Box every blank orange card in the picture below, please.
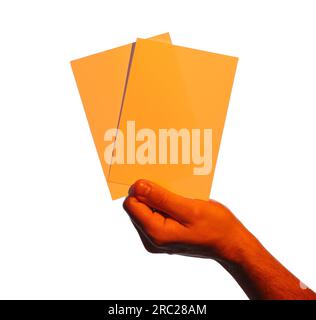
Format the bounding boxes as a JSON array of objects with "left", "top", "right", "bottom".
[
  {"left": 108, "top": 39, "right": 238, "bottom": 200},
  {"left": 71, "top": 33, "right": 171, "bottom": 199}
]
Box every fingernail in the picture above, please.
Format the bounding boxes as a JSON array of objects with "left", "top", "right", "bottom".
[{"left": 135, "top": 180, "right": 151, "bottom": 197}]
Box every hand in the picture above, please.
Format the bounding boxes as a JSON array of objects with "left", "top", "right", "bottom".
[
  {"left": 123, "top": 179, "right": 316, "bottom": 300},
  {"left": 123, "top": 179, "right": 248, "bottom": 262}
]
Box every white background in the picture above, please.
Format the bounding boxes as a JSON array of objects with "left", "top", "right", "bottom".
[{"left": 0, "top": 0, "right": 315, "bottom": 299}]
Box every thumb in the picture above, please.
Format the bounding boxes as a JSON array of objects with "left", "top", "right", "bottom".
[{"left": 129, "top": 179, "right": 196, "bottom": 224}]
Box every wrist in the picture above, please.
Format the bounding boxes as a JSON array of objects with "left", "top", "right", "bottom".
[{"left": 216, "top": 220, "right": 262, "bottom": 266}]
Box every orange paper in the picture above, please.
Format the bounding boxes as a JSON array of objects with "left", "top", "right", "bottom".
[
  {"left": 108, "top": 39, "right": 238, "bottom": 199},
  {"left": 71, "top": 33, "right": 171, "bottom": 199}
]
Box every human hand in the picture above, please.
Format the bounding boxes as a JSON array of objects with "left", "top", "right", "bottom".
[{"left": 123, "top": 179, "right": 249, "bottom": 262}]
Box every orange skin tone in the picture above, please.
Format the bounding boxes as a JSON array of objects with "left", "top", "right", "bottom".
[{"left": 123, "top": 179, "right": 316, "bottom": 300}]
